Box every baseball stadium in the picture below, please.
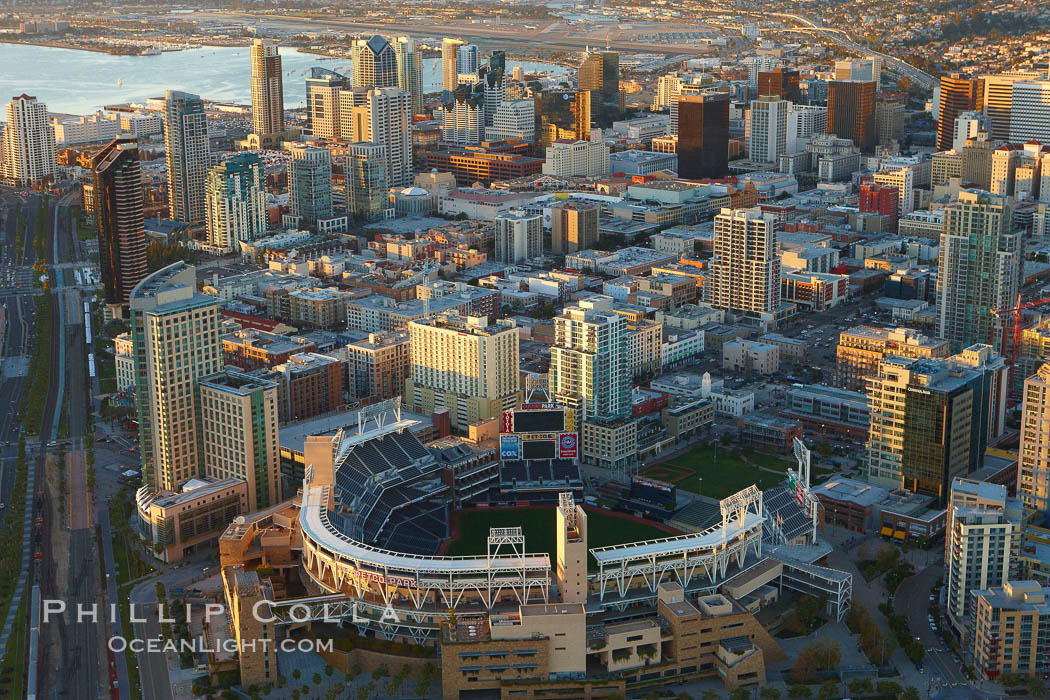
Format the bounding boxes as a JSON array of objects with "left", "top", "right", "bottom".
[{"left": 218, "top": 400, "right": 853, "bottom": 699}]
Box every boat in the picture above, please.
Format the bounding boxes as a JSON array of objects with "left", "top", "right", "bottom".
[
  {"left": 116, "top": 78, "right": 123, "bottom": 87},
  {"left": 140, "top": 47, "right": 161, "bottom": 56}
]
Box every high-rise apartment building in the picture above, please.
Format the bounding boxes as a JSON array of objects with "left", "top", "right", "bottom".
[
  {"left": 937, "top": 191, "right": 1021, "bottom": 351},
  {"left": 286, "top": 143, "right": 333, "bottom": 230},
  {"left": 440, "top": 82, "right": 485, "bottom": 146},
  {"left": 480, "top": 52, "right": 507, "bottom": 128},
  {"left": 1019, "top": 363, "right": 1050, "bottom": 512},
  {"left": 163, "top": 90, "right": 209, "bottom": 223},
  {"left": 551, "top": 202, "right": 599, "bottom": 255},
  {"left": 198, "top": 371, "right": 280, "bottom": 513},
  {"left": 756, "top": 68, "right": 800, "bottom": 103},
  {"left": 456, "top": 44, "right": 479, "bottom": 78},
  {"left": 874, "top": 97, "right": 906, "bottom": 145},
  {"left": 533, "top": 90, "right": 591, "bottom": 146},
  {"left": 945, "top": 478, "right": 1023, "bottom": 634},
  {"left": 865, "top": 357, "right": 975, "bottom": 498},
  {"left": 393, "top": 36, "right": 424, "bottom": 116},
  {"left": 91, "top": 138, "right": 147, "bottom": 305},
  {"left": 349, "top": 87, "right": 412, "bottom": 188},
  {"left": 351, "top": 35, "right": 398, "bottom": 89},
  {"left": 836, "top": 326, "right": 951, "bottom": 391},
  {"left": 405, "top": 314, "right": 521, "bottom": 431},
  {"left": 579, "top": 51, "right": 620, "bottom": 102},
  {"left": 551, "top": 298, "right": 630, "bottom": 422},
  {"left": 130, "top": 263, "right": 222, "bottom": 493},
  {"left": 441, "top": 38, "right": 466, "bottom": 91},
  {"left": 827, "top": 80, "right": 876, "bottom": 151},
  {"left": 346, "top": 142, "right": 389, "bottom": 220},
  {"left": 962, "top": 132, "right": 1001, "bottom": 191},
  {"left": 748, "top": 96, "right": 795, "bottom": 164},
  {"left": 346, "top": 331, "right": 411, "bottom": 403},
  {"left": 304, "top": 67, "right": 350, "bottom": 139},
  {"left": 2, "top": 94, "right": 56, "bottom": 186},
  {"left": 249, "top": 39, "right": 285, "bottom": 140},
  {"left": 677, "top": 92, "right": 729, "bottom": 179},
  {"left": 937, "top": 74, "right": 982, "bottom": 151},
  {"left": 705, "top": 208, "right": 780, "bottom": 320},
  {"left": 541, "top": 140, "right": 610, "bottom": 177},
  {"left": 205, "top": 153, "right": 267, "bottom": 251},
  {"left": 872, "top": 160, "right": 919, "bottom": 217},
  {"left": 494, "top": 210, "right": 543, "bottom": 264}
]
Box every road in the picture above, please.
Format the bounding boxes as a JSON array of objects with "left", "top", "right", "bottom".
[{"left": 894, "top": 562, "right": 970, "bottom": 694}]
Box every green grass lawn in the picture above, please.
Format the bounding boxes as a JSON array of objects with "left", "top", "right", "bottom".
[
  {"left": 0, "top": 595, "right": 27, "bottom": 699},
  {"left": 656, "top": 444, "right": 798, "bottom": 499},
  {"left": 447, "top": 507, "right": 671, "bottom": 567}
]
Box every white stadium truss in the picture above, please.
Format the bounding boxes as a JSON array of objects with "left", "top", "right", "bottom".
[{"left": 589, "top": 486, "right": 765, "bottom": 599}]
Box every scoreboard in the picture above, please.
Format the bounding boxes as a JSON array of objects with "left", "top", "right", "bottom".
[{"left": 500, "top": 405, "right": 578, "bottom": 461}]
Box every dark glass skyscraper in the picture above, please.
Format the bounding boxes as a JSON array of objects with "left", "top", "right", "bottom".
[
  {"left": 91, "top": 138, "right": 147, "bottom": 305},
  {"left": 676, "top": 93, "right": 729, "bottom": 179},
  {"left": 757, "top": 68, "right": 801, "bottom": 103},
  {"left": 827, "top": 80, "right": 876, "bottom": 151}
]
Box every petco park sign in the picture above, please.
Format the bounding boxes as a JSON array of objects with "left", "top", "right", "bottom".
[{"left": 349, "top": 567, "right": 417, "bottom": 589}]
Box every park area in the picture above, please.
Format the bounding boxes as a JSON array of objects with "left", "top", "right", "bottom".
[
  {"left": 445, "top": 506, "right": 676, "bottom": 566},
  {"left": 642, "top": 444, "right": 830, "bottom": 500}
]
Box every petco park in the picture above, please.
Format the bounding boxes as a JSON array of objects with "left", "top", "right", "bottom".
[{"left": 218, "top": 401, "right": 852, "bottom": 699}]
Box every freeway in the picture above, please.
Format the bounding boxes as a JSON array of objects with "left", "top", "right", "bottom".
[{"left": 768, "top": 12, "right": 936, "bottom": 89}]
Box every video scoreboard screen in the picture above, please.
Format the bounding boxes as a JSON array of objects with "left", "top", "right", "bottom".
[
  {"left": 512, "top": 410, "right": 564, "bottom": 433},
  {"left": 522, "top": 440, "right": 556, "bottom": 460}
]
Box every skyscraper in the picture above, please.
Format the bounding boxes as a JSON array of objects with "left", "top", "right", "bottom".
[
  {"left": 130, "top": 263, "right": 222, "bottom": 493},
  {"left": 748, "top": 96, "right": 795, "bottom": 164},
  {"left": 980, "top": 71, "right": 1043, "bottom": 139},
  {"left": 163, "top": 90, "right": 209, "bottom": 223},
  {"left": 249, "top": 39, "right": 285, "bottom": 139},
  {"left": 494, "top": 210, "right": 542, "bottom": 264},
  {"left": 441, "top": 38, "right": 466, "bottom": 91},
  {"left": 865, "top": 356, "right": 976, "bottom": 497},
  {"left": 551, "top": 297, "right": 629, "bottom": 422},
  {"left": 204, "top": 153, "right": 267, "bottom": 251},
  {"left": 351, "top": 35, "right": 398, "bottom": 89},
  {"left": 480, "top": 51, "right": 507, "bottom": 127},
  {"left": 756, "top": 68, "right": 801, "bottom": 103},
  {"left": 304, "top": 67, "right": 350, "bottom": 139},
  {"left": 198, "top": 371, "right": 281, "bottom": 512},
  {"left": 937, "top": 74, "right": 983, "bottom": 151},
  {"left": 827, "top": 80, "right": 876, "bottom": 151},
  {"left": 705, "top": 207, "right": 780, "bottom": 319},
  {"left": 456, "top": 44, "right": 479, "bottom": 78},
  {"left": 834, "top": 58, "right": 881, "bottom": 89},
  {"left": 91, "top": 138, "right": 146, "bottom": 305},
  {"left": 2, "top": 94, "right": 56, "bottom": 186},
  {"left": 579, "top": 51, "right": 620, "bottom": 102},
  {"left": 439, "top": 82, "right": 485, "bottom": 146},
  {"left": 953, "top": 110, "right": 989, "bottom": 151},
  {"left": 1009, "top": 81, "right": 1050, "bottom": 144},
  {"left": 1019, "top": 363, "right": 1050, "bottom": 512},
  {"left": 676, "top": 93, "right": 729, "bottom": 179},
  {"left": 405, "top": 314, "right": 521, "bottom": 431},
  {"left": 286, "top": 143, "right": 333, "bottom": 230},
  {"left": 393, "top": 36, "right": 424, "bottom": 116},
  {"left": 937, "top": 191, "right": 1021, "bottom": 351},
  {"left": 349, "top": 87, "right": 412, "bottom": 188},
  {"left": 346, "top": 142, "right": 388, "bottom": 220}
]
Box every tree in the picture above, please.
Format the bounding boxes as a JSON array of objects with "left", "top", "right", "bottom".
[
  {"left": 324, "top": 664, "right": 334, "bottom": 677},
  {"left": 701, "top": 692, "right": 720, "bottom": 700},
  {"left": 848, "top": 677, "right": 873, "bottom": 695},
  {"left": 760, "top": 688, "right": 782, "bottom": 700},
  {"left": 292, "top": 668, "right": 302, "bottom": 681},
  {"left": 788, "top": 685, "right": 812, "bottom": 699},
  {"left": 905, "top": 641, "right": 924, "bottom": 663},
  {"left": 729, "top": 689, "right": 750, "bottom": 700},
  {"left": 817, "top": 680, "right": 839, "bottom": 700},
  {"left": 898, "top": 687, "right": 920, "bottom": 700},
  {"left": 312, "top": 672, "right": 322, "bottom": 686},
  {"left": 291, "top": 691, "right": 300, "bottom": 700},
  {"left": 1026, "top": 676, "right": 1048, "bottom": 697},
  {"left": 876, "top": 681, "right": 902, "bottom": 698}
]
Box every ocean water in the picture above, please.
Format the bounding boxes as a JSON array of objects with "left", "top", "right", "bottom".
[{"left": 0, "top": 43, "right": 568, "bottom": 114}]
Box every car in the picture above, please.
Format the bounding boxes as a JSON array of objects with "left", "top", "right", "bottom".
[{"left": 952, "top": 655, "right": 960, "bottom": 663}]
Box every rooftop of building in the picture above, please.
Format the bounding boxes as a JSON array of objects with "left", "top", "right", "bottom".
[
  {"left": 198, "top": 370, "right": 277, "bottom": 394},
  {"left": 277, "top": 408, "right": 432, "bottom": 454},
  {"left": 812, "top": 476, "right": 890, "bottom": 508}
]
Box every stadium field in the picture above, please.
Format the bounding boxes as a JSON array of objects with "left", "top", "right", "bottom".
[{"left": 445, "top": 506, "right": 675, "bottom": 567}]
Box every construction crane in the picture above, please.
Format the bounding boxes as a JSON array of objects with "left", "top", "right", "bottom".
[{"left": 991, "top": 293, "right": 1050, "bottom": 366}]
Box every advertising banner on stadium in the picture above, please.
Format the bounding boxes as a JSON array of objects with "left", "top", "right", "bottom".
[
  {"left": 558, "top": 432, "right": 578, "bottom": 459},
  {"left": 500, "top": 434, "right": 521, "bottom": 459},
  {"left": 502, "top": 411, "right": 514, "bottom": 433}
]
